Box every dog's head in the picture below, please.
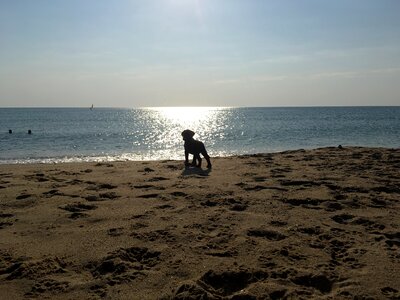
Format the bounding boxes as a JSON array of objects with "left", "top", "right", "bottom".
[{"left": 181, "top": 129, "right": 195, "bottom": 141}]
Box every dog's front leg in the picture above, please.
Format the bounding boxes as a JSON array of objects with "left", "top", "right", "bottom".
[{"left": 184, "top": 150, "right": 190, "bottom": 167}]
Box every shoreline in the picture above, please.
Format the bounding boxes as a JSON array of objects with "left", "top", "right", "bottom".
[
  {"left": 1, "top": 146, "right": 399, "bottom": 299},
  {"left": 1, "top": 145, "right": 398, "bottom": 166}
]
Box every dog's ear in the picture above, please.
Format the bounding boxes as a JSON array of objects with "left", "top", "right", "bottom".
[{"left": 182, "top": 129, "right": 195, "bottom": 139}]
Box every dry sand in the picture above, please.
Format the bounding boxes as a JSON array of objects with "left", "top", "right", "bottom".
[{"left": 0, "top": 147, "right": 399, "bottom": 299}]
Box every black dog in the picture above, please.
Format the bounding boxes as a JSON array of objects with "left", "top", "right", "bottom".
[{"left": 181, "top": 129, "right": 212, "bottom": 169}]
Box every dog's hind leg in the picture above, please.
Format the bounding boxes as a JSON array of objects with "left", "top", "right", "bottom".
[
  {"left": 194, "top": 154, "right": 202, "bottom": 168},
  {"left": 191, "top": 155, "right": 197, "bottom": 166},
  {"left": 201, "top": 150, "right": 212, "bottom": 169}
]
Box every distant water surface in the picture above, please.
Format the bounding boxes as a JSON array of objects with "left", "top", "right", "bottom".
[{"left": 0, "top": 107, "right": 399, "bottom": 164}]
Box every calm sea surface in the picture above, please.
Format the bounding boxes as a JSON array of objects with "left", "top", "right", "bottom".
[{"left": 0, "top": 107, "right": 399, "bottom": 164}]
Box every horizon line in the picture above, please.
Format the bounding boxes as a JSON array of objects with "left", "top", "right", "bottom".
[{"left": 1, "top": 105, "right": 399, "bottom": 109}]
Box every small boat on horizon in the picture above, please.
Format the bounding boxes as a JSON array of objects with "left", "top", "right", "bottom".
[{"left": 90, "top": 104, "right": 94, "bottom": 110}]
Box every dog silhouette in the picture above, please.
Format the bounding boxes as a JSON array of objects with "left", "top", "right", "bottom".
[{"left": 181, "top": 130, "right": 212, "bottom": 169}]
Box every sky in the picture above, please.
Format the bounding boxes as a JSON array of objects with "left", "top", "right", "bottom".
[{"left": 0, "top": 0, "right": 400, "bottom": 107}]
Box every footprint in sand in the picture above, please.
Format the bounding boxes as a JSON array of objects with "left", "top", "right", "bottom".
[
  {"left": 291, "top": 273, "right": 334, "bottom": 294},
  {"left": 297, "top": 226, "right": 322, "bottom": 236},
  {"left": 67, "top": 179, "right": 84, "bottom": 185},
  {"left": 5, "top": 257, "right": 70, "bottom": 280},
  {"left": 247, "top": 228, "right": 286, "bottom": 241},
  {"left": 42, "top": 189, "right": 65, "bottom": 198},
  {"left": 201, "top": 196, "right": 248, "bottom": 211},
  {"left": 148, "top": 176, "right": 168, "bottom": 182},
  {"left": 352, "top": 217, "right": 385, "bottom": 231},
  {"left": 325, "top": 238, "right": 364, "bottom": 269},
  {"left": 369, "top": 198, "right": 387, "bottom": 208},
  {"left": 323, "top": 201, "right": 344, "bottom": 211},
  {"left": 273, "top": 246, "right": 306, "bottom": 261},
  {"left": 0, "top": 221, "right": 13, "bottom": 229},
  {"left": 243, "top": 185, "right": 269, "bottom": 191},
  {"left": 107, "top": 227, "right": 124, "bottom": 236},
  {"left": 167, "top": 165, "right": 180, "bottom": 170},
  {"left": 26, "top": 279, "right": 69, "bottom": 297},
  {"left": 87, "top": 247, "right": 161, "bottom": 292},
  {"left": 381, "top": 287, "right": 400, "bottom": 298},
  {"left": 60, "top": 203, "right": 97, "bottom": 212},
  {"left": 24, "top": 173, "right": 49, "bottom": 182},
  {"left": 87, "top": 183, "right": 117, "bottom": 191},
  {"left": 59, "top": 203, "right": 97, "bottom": 219},
  {"left": 89, "top": 283, "right": 107, "bottom": 298},
  {"left": 252, "top": 176, "right": 268, "bottom": 182},
  {"left": 194, "top": 268, "right": 268, "bottom": 298},
  {"left": 99, "top": 192, "right": 119, "bottom": 199},
  {"left": 95, "top": 163, "right": 114, "bottom": 167},
  {"left": 130, "top": 222, "right": 149, "bottom": 230},
  {"left": 0, "top": 213, "right": 14, "bottom": 218},
  {"left": 137, "top": 193, "right": 160, "bottom": 199},
  {"left": 383, "top": 232, "right": 400, "bottom": 248},
  {"left": 270, "top": 220, "right": 288, "bottom": 227},
  {"left": 372, "top": 185, "right": 400, "bottom": 194},
  {"left": 170, "top": 191, "right": 187, "bottom": 197},
  {"left": 284, "top": 198, "right": 325, "bottom": 207},
  {"left": 279, "top": 179, "right": 320, "bottom": 187},
  {"left": 132, "top": 184, "right": 166, "bottom": 191},
  {"left": 35, "top": 173, "right": 49, "bottom": 182},
  {"left": 85, "top": 192, "right": 119, "bottom": 201},
  {"left": 155, "top": 204, "right": 175, "bottom": 210},
  {"left": 133, "top": 184, "right": 154, "bottom": 189},
  {"left": 0, "top": 173, "right": 13, "bottom": 177},
  {"left": 0, "top": 213, "right": 15, "bottom": 229},
  {"left": 230, "top": 203, "right": 248, "bottom": 211},
  {"left": 85, "top": 195, "right": 99, "bottom": 201},
  {"left": 16, "top": 194, "right": 32, "bottom": 200},
  {"left": 331, "top": 214, "right": 354, "bottom": 224}
]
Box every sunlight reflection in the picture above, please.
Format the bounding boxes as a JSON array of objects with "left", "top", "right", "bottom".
[
  {"left": 141, "top": 107, "right": 231, "bottom": 159},
  {"left": 148, "top": 107, "right": 224, "bottom": 127}
]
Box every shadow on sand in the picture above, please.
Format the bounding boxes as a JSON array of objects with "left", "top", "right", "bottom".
[{"left": 181, "top": 167, "right": 212, "bottom": 177}]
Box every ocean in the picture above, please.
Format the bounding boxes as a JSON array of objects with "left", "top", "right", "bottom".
[{"left": 0, "top": 107, "right": 399, "bottom": 164}]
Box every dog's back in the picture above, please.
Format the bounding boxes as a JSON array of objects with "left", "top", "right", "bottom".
[{"left": 184, "top": 139, "right": 205, "bottom": 154}]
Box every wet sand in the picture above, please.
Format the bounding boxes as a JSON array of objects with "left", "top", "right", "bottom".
[{"left": 0, "top": 147, "right": 399, "bottom": 299}]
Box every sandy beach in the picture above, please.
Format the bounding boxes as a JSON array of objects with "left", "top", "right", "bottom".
[{"left": 0, "top": 147, "right": 399, "bottom": 299}]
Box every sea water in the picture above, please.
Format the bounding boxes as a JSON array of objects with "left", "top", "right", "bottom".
[{"left": 0, "top": 107, "right": 399, "bottom": 164}]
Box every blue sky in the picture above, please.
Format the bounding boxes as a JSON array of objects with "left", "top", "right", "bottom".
[{"left": 1, "top": 0, "right": 399, "bottom": 107}]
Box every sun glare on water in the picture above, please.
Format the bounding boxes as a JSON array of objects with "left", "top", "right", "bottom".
[
  {"left": 143, "top": 107, "right": 230, "bottom": 156},
  {"left": 153, "top": 107, "right": 217, "bottom": 125}
]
